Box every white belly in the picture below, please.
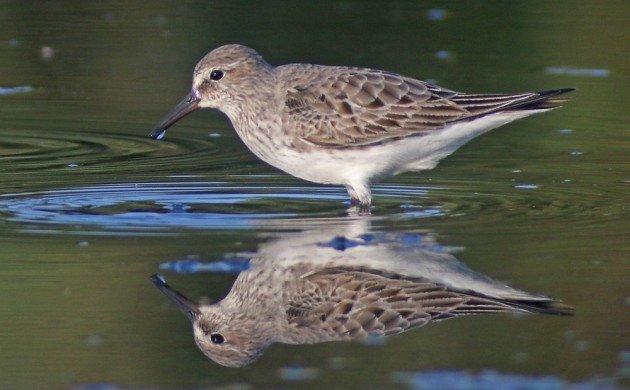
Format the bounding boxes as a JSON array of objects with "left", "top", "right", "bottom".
[{"left": 244, "top": 110, "right": 545, "bottom": 186}]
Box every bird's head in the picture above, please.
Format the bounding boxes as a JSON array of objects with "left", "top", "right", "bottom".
[
  {"left": 151, "top": 274, "right": 272, "bottom": 367},
  {"left": 149, "top": 44, "right": 272, "bottom": 140},
  {"left": 192, "top": 306, "right": 270, "bottom": 367}
]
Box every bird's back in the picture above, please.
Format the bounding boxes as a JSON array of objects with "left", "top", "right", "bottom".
[{"left": 276, "top": 64, "right": 573, "bottom": 149}]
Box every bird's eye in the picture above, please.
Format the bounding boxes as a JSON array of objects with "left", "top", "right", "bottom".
[
  {"left": 210, "top": 70, "right": 224, "bottom": 81},
  {"left": 210, "top": 333, "right": 225, "bottom": 344}
]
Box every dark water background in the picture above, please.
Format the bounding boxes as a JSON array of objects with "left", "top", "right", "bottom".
[{"left": 0, "top": 1, "right": 628, "bottom": 388}]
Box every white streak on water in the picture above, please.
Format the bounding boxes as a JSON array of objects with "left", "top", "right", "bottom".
[
  {"left": 0, "top": 86, "right": 33, "bottom": 95},
  {"left": 515, "top": 184, "right": 539, "bottom": 190},
  {"left": 545, "top": 67, "right": 610, "bottom": 77}
]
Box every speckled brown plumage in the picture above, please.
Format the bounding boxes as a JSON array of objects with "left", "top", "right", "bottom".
[{"left": 280, "top": 67, "right": 567, "bottom": 148}]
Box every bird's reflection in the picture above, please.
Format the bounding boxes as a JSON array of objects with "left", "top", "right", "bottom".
[{"left": 152, "top": 220, "right": 573, "bottom": 367}]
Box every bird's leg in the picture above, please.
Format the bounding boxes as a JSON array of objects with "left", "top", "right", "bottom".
[
  {"left": 346, "top": 185, "right": 360, "bottom": 206},
  {"left": 358, "top": 202, "right": 372, "bottom": 214},
  {"left": 346, "top": 184, "right": 372, "bottom": 209}
]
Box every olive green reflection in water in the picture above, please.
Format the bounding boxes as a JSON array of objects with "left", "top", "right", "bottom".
[{"left": 154, "top": 220, "right": 573, "bottom": 367}]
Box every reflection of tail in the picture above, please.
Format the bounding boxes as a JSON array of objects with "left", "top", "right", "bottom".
[
  {"left": 501, "top": 297, "right": 575, "bottom": 316},
  {"left": 446, "top": 292, "right": 575, "bottom": 319}
]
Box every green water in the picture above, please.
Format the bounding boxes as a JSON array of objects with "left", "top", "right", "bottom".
[{"left": 0, "top": 1, "right": 628, "bottom": 388}]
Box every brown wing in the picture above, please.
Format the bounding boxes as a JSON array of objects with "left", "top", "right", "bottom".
[
  {"left": 285, "top": 268, "right": 546, "bottom": 342},
  {"left": 283, "top": 68, "right": 468, "bottom": 147},
  {"left": 282, "top": 66, "right": 570, "bottom": 148}
]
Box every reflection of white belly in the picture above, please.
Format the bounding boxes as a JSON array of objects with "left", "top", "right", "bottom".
[{"left": 244, "top": 110, "right": 544, "bottom": 186}]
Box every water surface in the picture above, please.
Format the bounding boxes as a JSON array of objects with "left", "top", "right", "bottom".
[{"left": 0, "top": 1, "right": 628, "bottom": 388}]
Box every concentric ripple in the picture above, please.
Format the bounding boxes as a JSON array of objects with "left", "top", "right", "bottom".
[
  {"left": 0, "top": 128, "right": 235, "bottom": 172},
  {"left": 0, "top": 182, "right": 438, "bottom": 234},
  {"left": 0, "top": 176, "right": 620, "bottom": 236}
]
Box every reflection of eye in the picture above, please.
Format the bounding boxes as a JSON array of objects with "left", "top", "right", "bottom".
[
  {"left": 210, "top": 333, "right": 225, "bottom": 344},
  {"left": 210, "top": 70, "right": 224, "bottom": 81}
]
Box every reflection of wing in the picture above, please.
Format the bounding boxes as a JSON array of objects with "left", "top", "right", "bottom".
[
  {"left": 286, "top": 268, "right": 572, "bottom": 341},
  {"left": 281, "top": 66, "right": 548, "bottom": 148},
  {"left": 256, "top": 228, "right": 549, "bottom": 302}
]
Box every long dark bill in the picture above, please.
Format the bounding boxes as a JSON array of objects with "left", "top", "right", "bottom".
[
  {"left": 149, "top": 91, "right": 200, "bottom": 140},
  {"left": 151, "top": 274, "right": 200, "bottom": 321}
]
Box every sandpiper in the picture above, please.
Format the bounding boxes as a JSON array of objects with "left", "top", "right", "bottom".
[{"left": 150, "top": 44, "right": 573, "bottom": 207}]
